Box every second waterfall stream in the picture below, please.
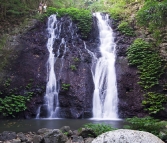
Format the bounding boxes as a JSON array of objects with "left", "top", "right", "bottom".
[{"left": 92, "top": 12, "right": 119, "bottom": 119}]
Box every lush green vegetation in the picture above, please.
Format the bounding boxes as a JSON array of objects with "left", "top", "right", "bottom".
[
  {"left": 82, "top": 123, "right": 116, "bottom": 137},
  {"left": 45, "top": 7, "right": 92, "bottom": 39},
  {"left": 124, "top": 116, "right": 167, "bottom": 137},
  {"left": 142, "top": 92, "right": 167, "bottom": 114},
  {"left": 136, "top": 1, "right": 167, "bottom": 30},
  {"left": 136, "top": 0, "right": 167, "bottom": 43},
  {"left": 127, "top": 38, "right": 166, "bottom": 114},
  {"left": 127, "top": 38, "right": 163, "bottom": 89},
  {"left": 0, "top": 79, "right": 36, "bottom": 117},
  {"left": 0, "top": 94, "right": 31, "bottom": 117},
  {"left": 118, "top": 21, "right": 135, "bottom": 36},
  {"left": 0, "top": 0, "right": 87, "bottom": 20}
]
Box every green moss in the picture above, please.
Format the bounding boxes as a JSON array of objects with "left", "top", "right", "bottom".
[
  {"left": 0, "top": 35, "right": 12, "bottom": 80},
  {"left": 0, "top": 35, "right": 7, "bottom": 50}
]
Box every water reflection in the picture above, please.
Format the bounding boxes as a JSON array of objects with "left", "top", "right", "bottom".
[{"left": 0, "top": 119, "right": 125, "bottom": 133}]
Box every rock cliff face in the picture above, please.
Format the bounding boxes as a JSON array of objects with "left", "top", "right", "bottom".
[
  {"left": 113, "top": 22, "right": 147, "bottom": 118},
  {"left": 0, "top": 14, "right": 148, "bottom": 119}
]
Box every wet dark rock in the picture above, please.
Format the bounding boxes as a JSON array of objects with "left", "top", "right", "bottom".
[
  {"left": 38, "top": 105, "right": 49, "bottom": 118},
  {"left": 17, "top": 132, "right": 27, "bottom": 142},
  {"left": 32, "top": 135, "right": 43, "bottom": 143},
  {"left": 0, "top": 131, "right": 17, "bottom": 141},
  {"left": 37, "top": 128, "right": 53, "bottom": 136},
  {"left": 70, "top": 135, "right": 84, "bottom": 143},
  {"left": 42, "top": 129, "right": 68, "bottom": 143},
  {"left": 84, "top": 137, "right": 94, "bottom": 143},
  {"left": 78, "top": 128, "right": 96, "bottom": 138}
]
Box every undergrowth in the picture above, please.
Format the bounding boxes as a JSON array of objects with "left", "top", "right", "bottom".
[
  {"left": 124, "top": 116, "right": 167, "bottom": 137},
  {"left": 82, "top": 123, "right": 117, "bottom": 137}
]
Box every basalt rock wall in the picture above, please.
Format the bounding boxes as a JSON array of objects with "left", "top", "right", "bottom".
[{"left": 0, "top": 14, "right": 147, "bottom": 119}]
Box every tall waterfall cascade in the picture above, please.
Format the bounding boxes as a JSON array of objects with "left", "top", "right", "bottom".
[
  {"left": 92, "top": 12, "right": 119, "bottom": 119},
  {"left": 36, "top": 14, "right": 68, "bottom": 118}
]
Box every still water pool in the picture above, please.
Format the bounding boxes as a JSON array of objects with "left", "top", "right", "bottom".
[{"left": 0, "top": 119, "right": 125, "bottom": 133}]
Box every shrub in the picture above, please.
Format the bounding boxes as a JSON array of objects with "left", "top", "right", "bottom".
[
  {"left": 82, "top": 123, "right": 117, "bottom": 137},
  {"left": 142, "top": 92, "right": 167, "bottom": 114},
  {"left": 124, "top": 116, "right": 167, "bottom": 137},
  {"left": 136, "top": 1, "right": 167, "bottom": 29},
  {"left": 118, "top": 21, "right": 135, "bottom": 36}
]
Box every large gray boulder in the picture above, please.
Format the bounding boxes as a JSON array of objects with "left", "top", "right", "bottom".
[{"left": 92, "top": 129, "right": 164, "bottom": 143}]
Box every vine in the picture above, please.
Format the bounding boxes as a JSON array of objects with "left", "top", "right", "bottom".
[
  {"left": 127, "top": 38, "right": 163, "bottom": 89},
  {"left": 142, "top": 92, "right": 167, "bottom": 114},
  {"left": 127, "top": 38, "right": 166, "bottom": 114}
]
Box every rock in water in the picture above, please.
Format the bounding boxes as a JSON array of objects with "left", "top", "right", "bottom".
[{"left": 92, "top": 129, "right": 164, "bottom": 143}]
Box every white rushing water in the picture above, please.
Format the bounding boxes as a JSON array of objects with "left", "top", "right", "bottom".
[
  {"left": 36, "top": 14, "right": 65, "bottom": 118},
  {"left": 92, "top": 12, "right": 119, "bottom": 119},
  {"left": 45, "top": 14, "right": 59, "bottom": 118},
  {"left": 36, "top": 14, "right": 78, "bottom": 118}
]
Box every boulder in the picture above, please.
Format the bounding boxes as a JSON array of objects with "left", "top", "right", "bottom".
[
  {"left": 0, "top": 131, "right": 17, "bottom": 141},
  {"left": 42, "top": 129, "right": 68, "bottom": 143},
  {"left": 92, "top": 129, "right": 164, "bottom": 143},
  {"left": 78, "top": 128, "right": 96, "bottom": 138}
]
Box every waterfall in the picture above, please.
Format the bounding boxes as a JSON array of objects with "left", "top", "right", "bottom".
[
  {"left": 36, "top": 14, "right": 66, "bottom": 118},
  {"left": 92, "top": 12, "right": 119, "bottom": 119},
  {"left": 44, "top": 14, "right": 59, "bottom": 118},
  {"left": 36, "top": 13, "right": 118, "bottom": 119}
]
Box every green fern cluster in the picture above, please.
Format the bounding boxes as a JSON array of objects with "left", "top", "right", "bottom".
[{"left": 0, "top": 94, "right": 31, "bottom": 117}]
